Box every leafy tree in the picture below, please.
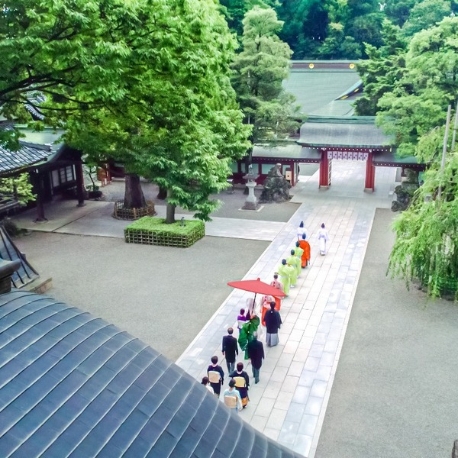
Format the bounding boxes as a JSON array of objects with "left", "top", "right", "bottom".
[
  {"left": 231, "top": 6, "right": 301, "bottom": 146},
  {"left": 384, "top": 0, "right": 418, "bottom": 27},
  {"left": 389, "top": 151, "right": 458, "bottom": 299},
  {"left": 377, "top": 17, "right": 458, "bottom": 157},
  {"left": 219, "top": 0, "right": 277, "bottom": 37},
  {"left": 277, "top": 0, "right": 328, "bottom": 58},
  {"left": 0, "top": 174, "right": 35, "bottom": 205},
  {"left": 0, "top": 0, "right": 134, "bottom": 146},
  {"left": 355, "top": 21, "right": 408, "bottom": 116},
  {"left": 317, "top": 0, "right": 383, "bottom": 59},
  {"left": 401, "top": 0, "right": 452, "bottom": 37},
  {"left": 66, "top": 0, "right": 250, "bottom": 222},
  {"left": 382, "top": 17, "right": 458, "bottom": 299}
]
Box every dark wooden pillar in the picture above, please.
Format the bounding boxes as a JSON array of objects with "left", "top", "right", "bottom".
[
  {"left": 319, "top": 150, "right": 331, "bottom": 188},
  {"left": 30, "top": 170, "right": 47, "bottom": 222},
  {"left": 75, "top": 158, "right": 85, "bottom": 207},
  {"left": 364, "top": 152, "right": 375, "bottom": 192}
]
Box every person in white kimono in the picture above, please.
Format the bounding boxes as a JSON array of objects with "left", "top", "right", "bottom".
[
  {"left": 297, "top": 221, "right": 307, "bottom": 241},
  {"left": 318, "top": 223, "right": 329, "bottom": 255}
]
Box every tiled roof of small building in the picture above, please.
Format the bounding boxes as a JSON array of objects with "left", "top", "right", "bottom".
[
  {"left": 0, "top": 291, "right": 303, "bottom": 458},
  {"left": 0, "top": 128, "right": 65, "bottom": 175},
  {"left": 0, "top": 142, "right": 52, "bottom": 174}
]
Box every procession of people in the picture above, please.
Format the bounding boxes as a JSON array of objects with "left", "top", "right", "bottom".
[{"left": 203, "top": 221, "right": 329, "bottom": 413}]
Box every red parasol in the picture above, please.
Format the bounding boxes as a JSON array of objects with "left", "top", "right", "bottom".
[{"left": 227, "top": 278, "right": 286, "bottom": 298}]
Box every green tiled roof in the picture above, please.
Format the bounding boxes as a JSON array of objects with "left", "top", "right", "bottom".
[
  {"left": 252, "top": 143, "right": 321, "bottom": 163},
  {"left": 298, "top": 116, "right": 393, "bottom": 148},
  {"left": 283, "top": 63, "right": 361, "bottom": 116}
]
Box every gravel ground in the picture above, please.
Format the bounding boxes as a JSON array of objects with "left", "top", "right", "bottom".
[
  {"left": 99, "top": 179, "right": 300, "bottom": 222},
  {"left": 15, "top": 233, "right": 269, "bottom": 361},
  {"left": 14, "top": 178, "right": 300, "bottom": 361}
]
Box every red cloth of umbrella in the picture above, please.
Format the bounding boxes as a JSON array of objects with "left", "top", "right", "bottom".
[{"left": 227, "top": 278, "right": 286, "bottom": 298}]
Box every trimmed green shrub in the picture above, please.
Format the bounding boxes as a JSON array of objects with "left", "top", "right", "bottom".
[{"left": 124, "top": 217, "right": 205, "bottom": 248}]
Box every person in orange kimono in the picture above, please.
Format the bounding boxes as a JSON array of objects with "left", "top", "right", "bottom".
[
  {"left": 260, "top": 294, "right": 273, "bottom": 326},
  {"left": 269, "top": 273, "right": 283, "bottom": 311},
  {"left": 299, "top": 234, "right": 311, "bottom": 268}
]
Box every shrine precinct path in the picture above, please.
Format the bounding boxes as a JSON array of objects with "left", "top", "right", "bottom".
[{"left": 177, "top": 162, "right": 397, "bottom": 457}]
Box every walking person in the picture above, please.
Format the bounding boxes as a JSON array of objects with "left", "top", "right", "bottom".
[
  {"left": 269, "top": 273, "right": 283, "bottom": 311},
  {"left": 264, "top": 302, "right": 282, "bottom": 347},
  {"left": 222, "top": 327, "right": 238, "bottom": 374},
  {"left": 278, "top": 259, "right": 294, "bottom": 295},
  {"left": 286, "top": 249, "right": 300, "bottom": 286},
  {"left": 294, "top": 242, "right": 304, "bottom": 274},
  {"left": 297, "top": 221, "right": 307, "bottom": 241},
  {"left": 223, "top": 380, "right": 242, "bottom": 412},
  {"left": 207, "top": 356, "right": 224, "bottom": 397},
  {"left": 299, "top": 233, "right": 311, "bottom": 267},
  {"left": 237, "top": 308, "right": 247, "bottom": 330},
  {"left": 246, "top": 333, "right": 264, "bottom": 384},
  {"left": 318, "top": 223, "right": 329, "bottom": 255},
  {"left": 230, "top": 362, "right": 250, "bottom": 408},
  {"left": 201, "top": 376, "right": 214, "bottom": 394}
]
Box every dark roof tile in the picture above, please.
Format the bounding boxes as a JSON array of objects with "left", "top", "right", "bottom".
[{"left": 0, "top": 292, "right": 303, "bottom": 458}]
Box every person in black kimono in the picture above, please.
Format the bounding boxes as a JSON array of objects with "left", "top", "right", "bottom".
[{"left": 207, "top": 355, "right": 224, "bottom": 397}]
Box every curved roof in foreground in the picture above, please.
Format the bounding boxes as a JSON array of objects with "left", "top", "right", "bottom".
[{"left": 0, "top": 291, "right": 303, "bottom": 458}]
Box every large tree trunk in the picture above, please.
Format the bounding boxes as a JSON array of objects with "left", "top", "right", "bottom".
[
  {"left": 166, "top": 202, "right": 176, "bottom": 224},
  {"left": 165, "top": 188, "right": 176, "bottom": 224},
  {"left": 157, "top": 186, "right": 167, "bottom": 200},
  {"left": 124, "top": 174, "right": 146, "bottom": 208}
]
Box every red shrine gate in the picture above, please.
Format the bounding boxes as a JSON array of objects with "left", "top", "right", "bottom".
[
  {"left": 298, "top": 116, "right": 402, "bottom": 192},
  {"left": 232, "top": 117, "right": 425, "bottom": 190},
  {"left": 319, "top": 148, "right": 376, "bottom": 191}
]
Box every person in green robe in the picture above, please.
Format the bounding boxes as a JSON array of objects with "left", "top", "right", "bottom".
[
  {"left": 238, "top": 315, "right": 260, "bottom": 359},
  {"left": 294, "top": 242, "right": 304, "bottom": 276},
  {"left": 286, "top": 249, "right": 300, "bottom": 287},
  {"left": 278, "top": 259, "right": 294, "bottom": 295}
]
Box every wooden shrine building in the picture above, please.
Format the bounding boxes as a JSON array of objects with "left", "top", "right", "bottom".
[{"left": 0, "top": 127, "right": 85, "bottom": 221}]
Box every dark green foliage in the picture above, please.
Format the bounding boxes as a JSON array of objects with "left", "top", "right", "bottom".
[
  {"left": 231, "top": 7, "right": 301, "bottom": 144},
  {"left": 377, "top": 17, "right": 458, "bottom": 157},
  {"left": 355, "top": 21, "right": 408, "bottom": 116},
  {"left": 401, "top": 0, "right": 452, "bottom": 37},
  {"left": 389, "top": 156, "right": 458, "bottom": 300}
]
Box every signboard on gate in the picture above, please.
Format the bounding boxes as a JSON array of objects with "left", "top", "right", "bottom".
[{"left": 327, "top": 151, "right": 368, "bottom": 160}]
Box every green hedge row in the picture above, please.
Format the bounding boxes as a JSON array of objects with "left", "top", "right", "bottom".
[{"left": 124, "top": 217, "right": 205, "bottom": 248}]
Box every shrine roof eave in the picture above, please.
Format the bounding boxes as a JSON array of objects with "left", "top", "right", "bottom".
[
  {"left": 373, "top": 151, "right": 427, "bottom": 169},
  {"left": 299, "top": 143, "right": 393, "bottom": 151},
  {"left": 251, "top": 156, "right": 320, "bottom": 164}
]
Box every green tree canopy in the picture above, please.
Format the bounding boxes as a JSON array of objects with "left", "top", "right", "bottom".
[
  {"left": 0, "top": 0, "right": 136, "bottom": 144},
  {"left": 384, "top": 0, "right": 417, "bottom": 27},
  {"left": 316, "top": 0, "right": 384, "bottom": 59},
  {"left": 219, "top": 0, "right": 277, "bottom": 36},
  {"left": 65, "top": 0, "right": 251, "bottom": 222},
  {"left": 231, "top": 6, "right": 300, "bottom": 145},
  {"left": 389, "top": 151, "right": 458, "bottom": 299},
  {"left": 401, "top": 0, "right": 452, "bottom": 37},
  {"left": 355, "top": 21, "right": 408, "bottom": 116},
  {"left": 377, "top": 17, "right": 458, "bottom": 157}
]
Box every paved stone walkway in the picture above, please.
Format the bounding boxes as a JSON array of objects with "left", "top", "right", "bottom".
[{"left": 176, "top": 161, "right": 397, "bottom": 457}]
